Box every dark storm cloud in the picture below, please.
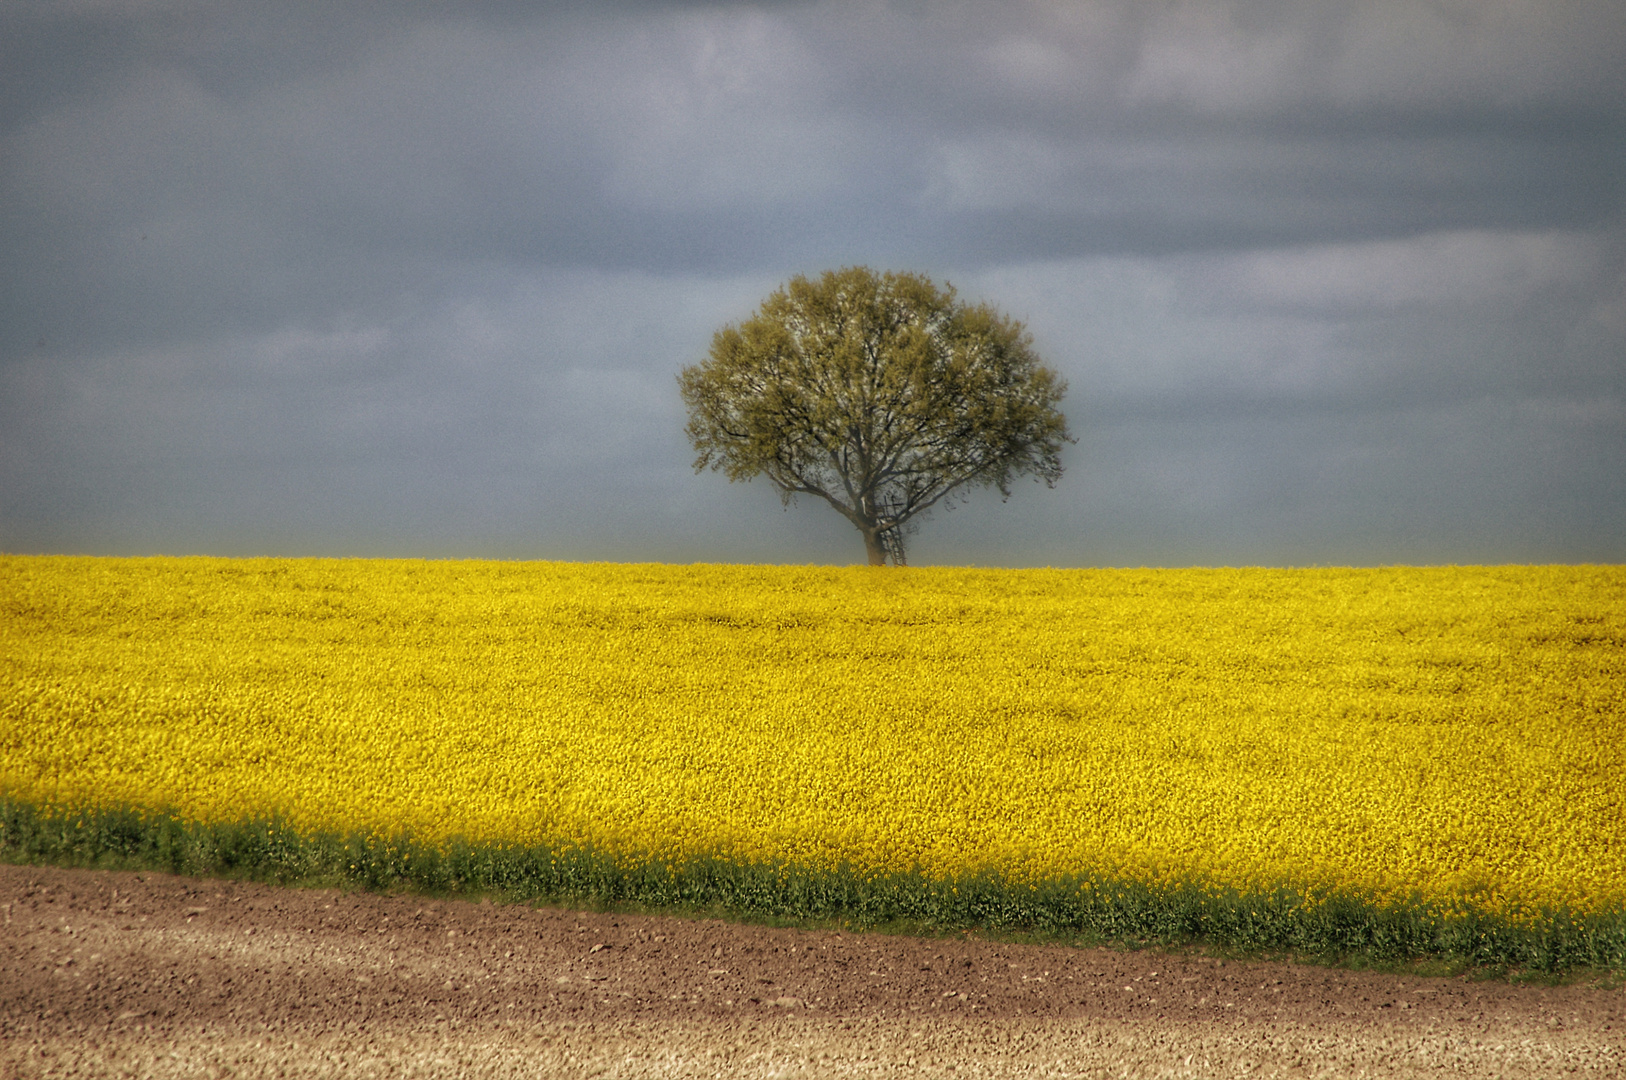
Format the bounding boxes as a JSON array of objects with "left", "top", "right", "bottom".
[{"left": 2, "top": 0, "right": 1623, "bottom": 563}]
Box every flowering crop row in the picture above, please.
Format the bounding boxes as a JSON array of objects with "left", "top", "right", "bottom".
[{"left": 2, "top": 556, "right": 1622, "bottom": 927}]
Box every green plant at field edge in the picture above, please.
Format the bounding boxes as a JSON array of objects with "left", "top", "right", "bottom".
[{"left": 3, "top": 797, "right": 1621, "bottom": 978}]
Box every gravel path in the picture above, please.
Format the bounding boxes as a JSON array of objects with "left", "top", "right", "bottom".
[{"left": 3, "top": 863, "right": 1620, "bottom": 1078}]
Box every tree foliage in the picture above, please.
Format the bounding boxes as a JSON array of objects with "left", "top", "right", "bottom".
[{"left": 679, "top": 266, "right": 1072, "bottom": 565}]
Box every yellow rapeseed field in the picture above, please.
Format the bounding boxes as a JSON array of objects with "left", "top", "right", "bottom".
[{"left": 2, "top": 555, "right": 1622, "bottom": 924}]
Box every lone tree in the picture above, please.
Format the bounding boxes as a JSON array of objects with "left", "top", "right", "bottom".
[{"left": 679, "top": 266, "right": 1072, "bottom": 565}]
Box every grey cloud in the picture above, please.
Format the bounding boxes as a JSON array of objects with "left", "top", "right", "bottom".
[
  {"left": 1212, "top": 231, "right": 1609, "bottom": 313},
  {"left": 10, "top": 1, "right": 1620, "bottom": 293},
  {"left": 959, "top": 229, "right": 1624, "bottom": 464}
]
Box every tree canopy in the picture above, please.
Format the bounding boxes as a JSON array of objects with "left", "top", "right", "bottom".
[{"left": 679, "top": 266, "right": 1072, "bottom": 565}]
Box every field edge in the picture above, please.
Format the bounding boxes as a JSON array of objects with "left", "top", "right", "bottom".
[{"left": 4, "top": 797, "right": 1621, "bottom": 977}]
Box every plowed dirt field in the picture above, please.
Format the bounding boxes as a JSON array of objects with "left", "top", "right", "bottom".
[{"left": 2, "top": 864, "right": 1620, "bottom": 1078}]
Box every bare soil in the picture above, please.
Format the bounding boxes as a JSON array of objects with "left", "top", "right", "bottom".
[{"left": 2, "top": 864, "right": 1620, "bottom": 1078}]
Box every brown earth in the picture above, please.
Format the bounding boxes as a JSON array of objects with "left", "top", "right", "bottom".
[{"left": 1, "top": 863, "right": 1620, "bottom": 1079}]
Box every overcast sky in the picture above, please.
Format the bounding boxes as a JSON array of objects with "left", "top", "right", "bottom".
[{"left": 3, "top": 0, "right": 1623, "bottom": 567}]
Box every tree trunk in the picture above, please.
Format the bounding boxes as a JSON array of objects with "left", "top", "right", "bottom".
[{"left": 862, "top": 526, "right": 888, "bottom": 566}]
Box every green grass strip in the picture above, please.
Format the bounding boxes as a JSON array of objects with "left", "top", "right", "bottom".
[{"left": 4, "top": 798, "right": 1621, "bottom": 976}]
